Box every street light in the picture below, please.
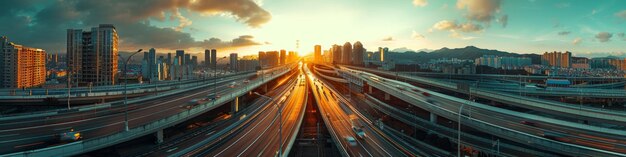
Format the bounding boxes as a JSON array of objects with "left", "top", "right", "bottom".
[
  {"left": 253, "top": 92, "right": 282, "bottom": 157},
  {"left": 118, "top": 49, "right": 143, "bottom": 131},
  {"left": 212, "top": 57, "right": 228, "bottom": 104},
  {"left": 458, "top": 103, "right": 465, "bottom": 157}
]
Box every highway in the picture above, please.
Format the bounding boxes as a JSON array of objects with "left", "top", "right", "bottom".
[
  {"left": 344, "top": 67, "right": 626, "bottom": 156},
  {"left": 0, "top": 72, "right": 260, "bottom": 154},
  {"left": 200, "top": 63, "right": 307, "bottom": 157},
  {"left": 305, "top": 63, "right": 406, "bottom": 157},
  {"left": 341, "top": 65, "right": 626, "bottom": 127},
  {"left": 144, "top": 67, "right": 301, "bottom": 157}
]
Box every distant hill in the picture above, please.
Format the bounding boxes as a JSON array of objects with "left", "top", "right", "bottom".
[{"left": 386, "top": 46, "right": 526, "bottom": 64}]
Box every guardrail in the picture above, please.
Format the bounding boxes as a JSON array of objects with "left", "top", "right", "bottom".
[
  {"left": 3, "top": 68, "right": 292, "bottom": 157},
  {"left": 282, "top": 78, "right": 308, "bottom": 156},
  {"left": 0, "top": 72, "right": 255, "bottom": 121}
]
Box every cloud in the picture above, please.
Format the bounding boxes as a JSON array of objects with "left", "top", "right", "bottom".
[
  {"left": 497, "top": 15, "right": 508, "bottom": 28},
  {"left": 456, "top": 0, "right": 502, "bottom": 23},
  {"left": 412, "top": 0, "right": 428, "bottom": 7},
  {"left": 595, "top": 32, "right": 613, "bottom": 42},
  {"left": 616, "top": 10, "right": 626, "bottom": 20},
  {"left": 618, "top": 33, "right": 625, "bottom": 41},
  {"left": 432, "top": 20, "right": 483, "bottom": 33},
  {"left": 555, "top": 2, "right": 571, "bottom": 8},
  {"left": 382, "top": 36, "right": 394, "bottom": 41},
  {"left": 572, "top": 37, "right": 582, "bottom": 45},
  {"left": 557, "top": 31, "right": 571, "bottom": 36},
  {"left": 0, "top": 0, "right": 269, "bottom": 52},
  {"left": 412, "top": 31, "right": 425, "bottom": 39}
]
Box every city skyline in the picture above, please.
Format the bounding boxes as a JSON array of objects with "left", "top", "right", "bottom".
[{"left": 1, "top": 0, "right": 625, "bottom": 58}]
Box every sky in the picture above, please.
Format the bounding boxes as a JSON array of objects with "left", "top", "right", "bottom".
[{"left": 1, "top": 0, "right": 625, "bottom": 59}]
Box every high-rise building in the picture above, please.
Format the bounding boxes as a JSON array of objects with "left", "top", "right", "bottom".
[
  {"left": 541, "top": 51, "right": 571, "bottom": 68},
  {"left": 176, "top": 50, "right": 185, "bottom": 65},
  {"left": 147, "top": 48, "right": 158, "bottom": 79},
  {"left": 475, "top": 55, "right": 531, "bottom": 70},
  {"left": 204, "top": 49, "right": 211, "bottom": 67},
  {"left": 314, "top": 45, "right": 322, "bottom": 63},
  {"left": 230, "top": 53, "right": 238, "bottom": 72},
  {"left": 342, "top": 42, "right": 352, "bottom": 64},
  {"left": 352, "top": 41, "right": 365, "bottom": 66},
  {"left": 191, "top": 56, "right": 198, "bottom": 68},
  {"left": 258, "top": 51, "right": 266, "bottom": 67},
  {"left": 378, "top": 47, "right": 388, "bottom": 62},
  {"left": 211, "top": 49, "right": 217, "bottom": 69},
  {"left": 184, "top": 54, "right": 191, "bottom": 66},
  {"left": 266, "top": 51, "right": 279, "bottom": 67},
  {"left": 288, "top": 51, "right": 297, "bottom": 63},
  {"left": 1, "top": 36, "right": 47, "bottom": 88},
  {"left": 280, "top": 49, "right": 286, "bottom": 65},
  {"left": 332, "top": 45, "right": 342, "bottom": 64},
  {"left": 67, "top": 24, "right": 119, "bottom": 86},
  {"left": 167, "top": 53, "right": 172, "bottom": 65}
]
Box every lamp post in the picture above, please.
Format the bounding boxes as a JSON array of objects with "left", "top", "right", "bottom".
[
  {"left": 458, "top": 103, "right": 465, "bottom": 157},
  {"left": 254, "top": 92, "right": 282, "bottom": 157},
  {"left": 118, "top": 49, "right": 143, "bottom": 131},
  {"left": 212, "top": 57, "right": 228, "bottom": 103}
]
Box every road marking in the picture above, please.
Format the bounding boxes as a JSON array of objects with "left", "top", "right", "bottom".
[
  {"left": 0, "top": 133, "right": 19, "bottom": 138},
  {"left": 54, "top": 127, "right": 72, "bottom": 131}
]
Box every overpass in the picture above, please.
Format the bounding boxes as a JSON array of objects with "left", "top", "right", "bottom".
[
  {"left": 336, "top": 66, "right": 626, "bottom": 156},
  {"left": 1, "top": 65, "right": 295, "bottom": 157}
]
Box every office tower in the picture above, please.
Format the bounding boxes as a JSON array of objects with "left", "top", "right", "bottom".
[
  {"left": 230, "top": 53, "right": 238, "bottom": 72},
  {"left": 167, "top": 53, "right": 172, "bottom": 65},
  {"left": 211, "top": 49, "right": 217, "bottom": 69},
  {"left": 176, "top": 50, "right": 185, "bottom": 65},
  {"left": 205, "top": 49, "right": 211, "bottom": 67},
  {"left": 191, "top": 56, "right": 198, "bottom": 68},
  {"left": 280, "top": 49, "right": 286, "bottom": 65},
  {"left": 378, "top": 47, "right": 388, "bottom": 62},
  {"left": 314, "top": 45, "right": 322, "bottom": 63},
  {"left": 541, "top": 51, "right": 572, "bottom": 68},
  {"left": 67, "top": 24, "right": 119, "bottom": 86},
  {"left": 258, "top": 51, "right": 266, "bottom": 68},
  {"left": 184, "top": 54, "right": 191, "bottom": 66},
  {"left": 342, "top": 42, "right": 352, "bottom": 64},
  {"left": 288, "top": 51, "right": 297, "bottom": 63},
  {"left": 332, "top": 45, "right": 342, "bottom": 64},
  {"left": 148, "top": 48, "right": 157, "bottom": 79},
  {"left": 1, "top": 36, "right": 46, "bottom": 88},
  {"left": 352, "top": 41, "right": 365, "bottom": 66},
  {"left": 266, "top": 51, "right": 279, "bottom": 67}
]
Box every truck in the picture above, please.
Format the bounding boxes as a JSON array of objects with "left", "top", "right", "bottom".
[{"left": 350, "top": 116, "right": 366, "bottom": 139}]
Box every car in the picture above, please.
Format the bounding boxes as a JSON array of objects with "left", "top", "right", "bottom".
[
  {"left": 421, "top": 92, "right": 431, "bottom": 97},
  {"left": 520, "top": 121, "right": 536, "bottom": 126},
  {"left": 229, "top": 82, "right": 237, "bottom": 88},
  {"left": 352, "top": 126, "right": 366, "bottom": 139},
  {"left": 345, "top": 136, "right": 358, "bottom": 146},
  {"left": 243, "top": 80, "right": 250, "bottom": 84}
]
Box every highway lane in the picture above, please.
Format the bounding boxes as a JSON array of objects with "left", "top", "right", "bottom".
[
  {"left": 202, "top": 64, "right": 307, "bottom": 157},
  {"left": 306, "top": 63, "right": 405, "bottom": 157},
  {"left": 356, "top": 70, "right": 626, "bottom": 155},
  {"left": 146, "top": 72, "right": 298, "bottom": 156},
  {"left": 341, "top": 65, "right": 626, "bottom": 126},
  {"left": 0, "top": 74, "right": 257, "bottom": 154}
]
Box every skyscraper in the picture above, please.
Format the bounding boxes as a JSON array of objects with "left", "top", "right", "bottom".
[
  {"left": 184, "top": 54, "right": 191, "bottom": 66},
  {"left": 352, "top": 41, "right": 365, "bottom": 66},
  {"left": 332, "top": 45, "right": 342, "bottom": 64},
  {"left": 67, "top": 24, "right": 119, "bottom": 86},
  {"left": 541, "top": 51, "right": 572, "bottom": 68},
  {"left": 1, "top": 36, "right": 46, "bottom": 88},
  {"left": 148, "top": 48, "right": 157, "bottom": 79},
  {"left": 176, "top": 50, "right": 185, "bottom": 65},
  {"left": 230, "top": 53, "right": 238, "bottom": 72},
  {"left": 211, "top": 49, "right": 217, "bottom": 69},
  {"left": 378, "top": 47, "right": 388, "bottom": 62},
  {"left": 266, "top": 51, "right": 279, "bottom": 67},
  {"left": 205, "top": 49, "right": 211, "bottom": 67},
  {"left": 342, "top": 42, "right": 352, "bottom": 64},
  {"left": 280, "top": 49, "right": 286, "bottom": 65},
  {"left": 258, "top": 51, "right": 266, "bottom": 67},
  {"left": 167, "top": 53, "right": 172, "bottom": 65},
  {"left": 314, "top": 45, "right": 322, "bottom": 63}
]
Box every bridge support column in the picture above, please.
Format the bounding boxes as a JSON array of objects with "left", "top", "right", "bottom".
[
  {"left": 430, "top": 112, "right": 437, "bottom": 123},
  {"left": 155, "top": 129, "right": 163, "bottom": 144},
  {"left": 384, "top": 93, "right": 390, "bottom": 101},
  {"left": 368, "top": 86, "right": 373, "bottom": 94},
  {"left": 231, "top": 96, "right": 239, "bottom": 113},
  {"left": 263, "top": 84, "right": 268, "bottom": 93}
]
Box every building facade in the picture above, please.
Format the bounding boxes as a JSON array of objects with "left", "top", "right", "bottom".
[
  {"left": 352, "top": 41, "right": 365, "bottom": 66},
  {"left": 67, "top": 24, "right": 119, "bottom": 86},
  {"left": 229, "top": 53, "right": 238, "bottom": 72},
  {"left": 541, "top": 51, "right": 571, "bottom": 68},
  {"left": 1, "top": 36, "right": 47, "bottom": 88},
  {"left": 314, "top": 45, "right": 322, "bottom": 63}
]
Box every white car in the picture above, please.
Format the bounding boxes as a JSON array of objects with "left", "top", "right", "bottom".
[{"left": 345, "top": 136, "right": 357, "bottom": 146}]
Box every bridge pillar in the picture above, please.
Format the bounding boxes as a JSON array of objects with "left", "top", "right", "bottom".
[
  {"left": 384, "top": 93, "right": 390, "bottom": 101},
  {"left": 231, "top": 96, "right": 239, "bottom": 113},
  {"left": 155, "top": 129, "right": 163, "bottom": 144},
  {"left": 430, "top": 112, "right": 437, "bottom": 123},
  {"left": 368, "top": 86, "right": 373, "bottom": 94},
  {"left": 263, "top": 84, "right": 268, "bottom": 93}
]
